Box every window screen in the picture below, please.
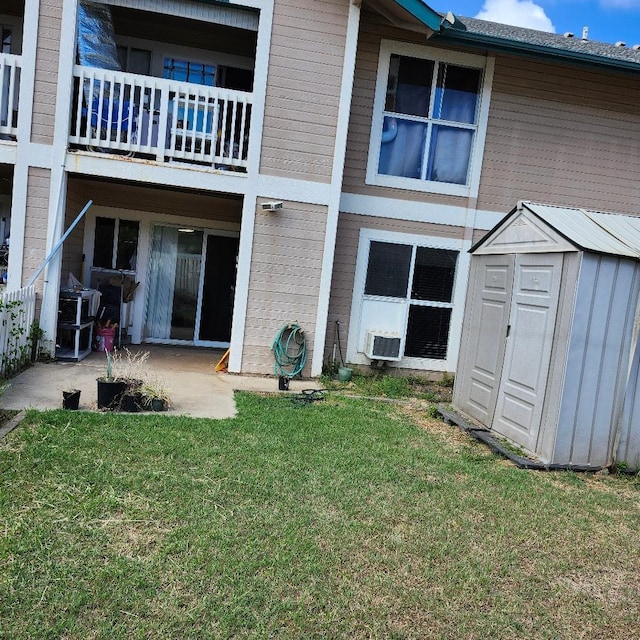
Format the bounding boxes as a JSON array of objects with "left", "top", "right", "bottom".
[
  {"left": 411, "top": 248, "right": 458, "bottom": 302},
  {"left": 364, "top": 241, "right": 412, "bottom": 298},
  {"left": 405, "top": 305, "right": 452, "bottom": 360}
]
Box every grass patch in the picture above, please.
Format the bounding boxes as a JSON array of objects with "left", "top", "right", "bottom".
[
  {"left": 321, "top": 370, "right": 453, "bottom": 402},
  {"left": 1, "top": 394, "right": 639, "bottom": 638}
]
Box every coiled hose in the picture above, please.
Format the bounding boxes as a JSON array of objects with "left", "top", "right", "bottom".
[{"left": 272, "top": 323, "right": 307, "bottom": 378}]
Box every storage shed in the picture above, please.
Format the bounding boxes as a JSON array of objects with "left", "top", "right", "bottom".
[{"left": 454, "top": 201, "right": 640, "bottom": 470}]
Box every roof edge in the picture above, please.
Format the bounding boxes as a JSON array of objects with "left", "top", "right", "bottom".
[
  {"left": 391, "top": 0, "right": 445, "bottom": 31},
  {"left": 434, "top": 27, "right": 640, "bottom": 75}
]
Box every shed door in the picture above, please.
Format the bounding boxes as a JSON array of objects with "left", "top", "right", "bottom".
[
  {"left": 455, "top": 255, "right": 514, "bottom": 425},
  {"left": 492, "top": 253, "right": 563, "bottom": 450}
]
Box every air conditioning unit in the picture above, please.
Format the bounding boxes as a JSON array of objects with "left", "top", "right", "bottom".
[{"left": 364, "top": 331, "right": 402, "bottom": 361}]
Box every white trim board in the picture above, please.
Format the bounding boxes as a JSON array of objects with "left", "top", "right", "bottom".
[
  {"left": 66, "top": 152, "right": 249, "bottom": 196},
  {"left": 311, "top": 1, "right": 362, "bottom": 377},
  {"left": 339, "top": 192, "right": 504, "bottom": 230},
  {"left": 256, "top": 175, "right": 332, "bottom": 207},
  {"left": 228, "top": 0, "right": 274, "bottom": 373}
]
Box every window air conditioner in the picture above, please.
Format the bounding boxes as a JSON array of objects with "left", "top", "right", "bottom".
[{"left": 365, "top": 331, "right": 402, "bottom": 361}]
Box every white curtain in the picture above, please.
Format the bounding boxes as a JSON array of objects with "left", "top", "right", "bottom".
[
  {"left": 145, "top": 226, "right": 178, "bottom": 339},
  {"left": 429, "top": 126, "right": 473, "bottom": 185}
]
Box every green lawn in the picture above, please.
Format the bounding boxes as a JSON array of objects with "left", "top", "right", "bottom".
[{"left": 1, "top": 393, "right": 639, "bottom": 639}]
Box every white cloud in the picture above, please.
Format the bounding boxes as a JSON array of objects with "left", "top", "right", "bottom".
[{"left": 474, "top": 0, "right": 556, "bottom": 32}]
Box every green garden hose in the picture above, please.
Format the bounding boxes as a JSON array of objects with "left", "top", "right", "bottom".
[{"left": 272, "top": 323, "right": 307, "bottom": 378}]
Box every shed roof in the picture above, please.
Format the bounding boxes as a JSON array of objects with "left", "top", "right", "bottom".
[{"left": 472, "top": 202, "right": 640, "bottom": 259}]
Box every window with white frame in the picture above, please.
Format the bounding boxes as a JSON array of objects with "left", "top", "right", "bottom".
[
  {"left": 367, "top": 41, "right": 492, "bottom": 197},
  {"left": 363, "top": 240, "right": 459, "bottom": 360}
]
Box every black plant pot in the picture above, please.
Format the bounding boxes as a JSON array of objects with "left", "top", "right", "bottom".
[
  {"left": 120, "top": 392, "right": 142, "bottom": 413},
  {"left": 62, "top": 389, "right": 81, "bottom": 410},
  {"left": 144, "top": 397, "right": 167, "bottom": 412},
  {"left": 97, "top": 379, "right": 127, "bottom": 410}
]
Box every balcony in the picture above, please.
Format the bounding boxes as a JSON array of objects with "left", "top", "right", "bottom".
[
  {"left": 0, "top": 53, "right": 20, "bottom": 140},
  {"left": 69, "top": 66, "right": 252, "bottom": 172}
]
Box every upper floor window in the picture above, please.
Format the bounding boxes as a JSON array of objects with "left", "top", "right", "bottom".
[
  {"left": 163, "top": 58, "right": 215, "bottom": 87},
  {"left": 367, "top": 41, "right": 493, "bottom": 197}
]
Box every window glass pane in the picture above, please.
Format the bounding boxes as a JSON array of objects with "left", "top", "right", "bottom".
[
  {"left": 411, "top": 248, "right": 458, "bottom": 302},
  {"left": 434, "top": 64, "right": 480, "bottom": 124},
  {"left": 116, "top": 220, "right": 139, "bottom": 271},
  {"left": 378, "top": 117, "right": 426, "bottom": 179},
  {"left": 93, "top": 217, "right": 115, "bottom": 268},
  {"left": 405, "top": 305, "right": 452, "bottom": 359},
  {"left": 427, "top": 125, "right": 473, "bottom": 185},
  {"left": 385, "top": 55, "right": 433, "bottom": 117},
  {"left": 163, "top": 58, "right": 215, "bottom": 86},
  {"left": 364, "top": 241, "right": 412, "bottom": 298}
]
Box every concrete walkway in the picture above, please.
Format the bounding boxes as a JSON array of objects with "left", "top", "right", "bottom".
[{"left": 0, "top": 345, "right": 316, "bottom": 419}]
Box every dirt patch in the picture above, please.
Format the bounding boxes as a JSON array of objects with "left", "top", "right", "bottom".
[{"left": 0, "top": 408, "right": 20, "bottom": 430}]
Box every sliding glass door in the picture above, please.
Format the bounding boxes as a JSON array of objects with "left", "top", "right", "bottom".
[{"left": 145, "top": 225, "right": 238, "bottom": 346}]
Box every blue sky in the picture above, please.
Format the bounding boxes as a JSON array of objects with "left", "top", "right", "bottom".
[{"left": 435, "top": 0, "right": 640, "bottom": 46}]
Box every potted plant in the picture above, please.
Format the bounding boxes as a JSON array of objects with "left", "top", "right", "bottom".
[
  {"left": 139, "top": 377, "right": 171, "bottom": 411},
  {"left": 96, "top": 350, "right": 127, "bottom": 410}
]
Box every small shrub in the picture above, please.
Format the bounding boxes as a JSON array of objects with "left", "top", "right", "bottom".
[
  {"left": 426, "top": 404, "right": 440, "bottom": 419},
  {"left": 439, "top": 372, "right": 455, "bottom": 388}
]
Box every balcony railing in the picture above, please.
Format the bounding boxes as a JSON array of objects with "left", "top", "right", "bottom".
[
  {"left": 69, "top": 65, "right": 252, "bottom": 171},
  {"left": 0, "top": 53, "right": 21, "bottom": 139}
]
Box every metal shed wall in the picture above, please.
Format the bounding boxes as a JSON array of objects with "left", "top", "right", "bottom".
[
  {"left": 617, "top": 336, "right": 640, "bottom": 469},
  {"left": 550, "top": 253, "right": 640, "bottom": 467}
]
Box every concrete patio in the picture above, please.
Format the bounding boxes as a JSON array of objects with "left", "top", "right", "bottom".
[{"left": 0, "top": 345, "right": 316, "bottom": 419}]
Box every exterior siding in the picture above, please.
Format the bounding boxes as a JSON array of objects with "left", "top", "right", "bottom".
[
  {"left": 324, "top": 212, "right": 465, "bottom": 364},
  {"left": 242, "top": 199, "right": 327, "bottom": 375},
  {"left": 478, "top": 55, "right": 640, "bottom": 215},
  {"left": 31, "top": 0, "right": 62, "bottom": 145},
  {"left": 259, "top": 0, "right": 349, "bottom": 182},
  {"left": 22, "top": 167, "right": 50, "bottom": 291},
  {"left": 61, "top": 181, "right": 87, "bottom": 285}
]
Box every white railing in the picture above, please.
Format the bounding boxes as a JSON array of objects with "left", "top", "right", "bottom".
[
  {"left": 0, "top": 53, "right": 21, "bottom": 139},
  {"left": 69, "top": 65, "right": 252, "bottom": 171},
  {"left": 0, "top": 285, "right": 36, "bottom": 378}
]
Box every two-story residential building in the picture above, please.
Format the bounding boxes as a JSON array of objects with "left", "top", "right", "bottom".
[{"left": 1, "top": 0, "right": 639, "bottom": 379}]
